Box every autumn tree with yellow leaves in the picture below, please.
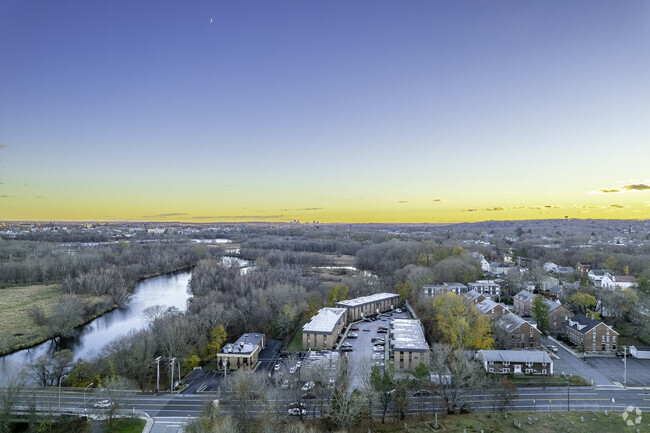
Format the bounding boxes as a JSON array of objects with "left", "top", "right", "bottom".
[{"left": 432, "top": 293, "right": 493, "bottom": 350}]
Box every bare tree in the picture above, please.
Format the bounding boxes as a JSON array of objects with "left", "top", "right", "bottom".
[{"left": 0, "top": 372, "right": 26, "bottom": 433}]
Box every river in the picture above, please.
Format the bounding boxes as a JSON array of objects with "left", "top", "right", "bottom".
[{"left": 0, "top": 271, "right": 192, "bottom": 379}]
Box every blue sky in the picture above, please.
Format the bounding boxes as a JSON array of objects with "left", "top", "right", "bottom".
[{"left": 1, "top": 1, "right": 649, "bottom": 222}]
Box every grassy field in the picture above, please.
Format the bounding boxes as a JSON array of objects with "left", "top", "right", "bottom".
[
  {"left": 509, "top": 374, "right": 590, "bottom": 387},
  {"left": 369, "top": 411, "right": 649, "bottom": 433},
  {"left": 286, "top": 320, "right": 308, "bottom": 352},
  {"left": 107, "top": 418, "right": 147, "bottom": 433},
  {"left": 0, "top": 283, "right": 108, "bottom": 355}
]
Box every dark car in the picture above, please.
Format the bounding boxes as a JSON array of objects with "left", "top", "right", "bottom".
[
  {"left": 350, "top": 326, "right": 359, "bottom": 331},
  {"left": 341, "top": 346, "right": 353, "bottom": 352},
  {"left": 412, "top": 389, "right": 431, "bottom": 396},
  {"left": 377, "top": 329, "right": 387, "bottom": 334},
  {"left": 288, "top": 402, "right": 307, "bottom": 409}
]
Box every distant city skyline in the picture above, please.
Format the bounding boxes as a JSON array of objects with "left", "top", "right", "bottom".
[{"left": 1, "top": 1, "right": 649, "bottom": 223}]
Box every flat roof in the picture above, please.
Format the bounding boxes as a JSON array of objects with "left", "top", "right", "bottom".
[
  {"left": 335, "top": 292, "right": 399, "bottom": 308},
  {"left": 303, "top": 308, "right": 346, "bottom": 334},
  {"left": 391, "top": 318, "right": 429, "bottom": 352},
  {"left": 221, "top": 333, "right": 264, "bottom": 355}
]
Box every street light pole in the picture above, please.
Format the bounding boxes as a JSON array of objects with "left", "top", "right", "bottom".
[
  {"left": 58, "top": 374, "right": 68, "bottom": 409},
  {"left": 84, "top": 382, "right": 94, "bottom": 412},
  {"left": 561, "top": 372, "right": 571, "bottom": 411},
  {"left": 170, "top": 358, "right": 176, "bottom": 393},
  {"left": 623, "top": 345, "right": 627, "bottom": 389},
  {"left": 155, "top": 356, "right": 162, "bottom": 395}
]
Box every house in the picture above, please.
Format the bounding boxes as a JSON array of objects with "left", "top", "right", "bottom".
[
  {"left": 467, "top": 280, "right": 501, "bottom": 298},
  {"left": 471, "top": 252, "right": 491, "bottom": 272},
  {"left": 601, "top": 275, "right": 636, "bottom": 291},
  {"left": 577, "top": 262, "right": 597, "bottom": 274},
  {"left": 475, "top": 298, "right": 510, "bottom": 316},
  {"left": 542, "top": 298, "right": 573, "bottom": 334},
  {"left": 544, "top": 285, "right": 563, "bottom": 300},
  {"left": 302, "top": 308, "right": 347, "bottom": 350},
  {"left": 464, "top": 289, "right": 486, "bottom": 304},
  {"left": 489, "top": 262, "right": 512, "bottom": 276},
  {"left": 565, "top": 314, "right": 619, "bottom": 353},
  {"left": 391, "top": 319, "right": 430, "bottom": 370},
  {"left": 544, "top": 262, "right": 559, "bottom": 273},
  {"left": 495, "top": 314, "right": 541, "bottom": 349},
  {"left": 630, "top": 346, "right": 650, "bottom": 359},
  {"left": 217, "top": 333, "right": 265, "bottom": 371},
  {"left": 557, "top": 266, "right": 575, "bottom": 275},
  {"left": 513, "top": 290, "right": 536, "bottom": 316},
  {"left": 539, "top": 276, "right": 559, "bottom": 292},
  {"left": 478, "top": 350, "right": 553, "bottom": 375},
  {"left": 587, "top": 269, "right": 611, "bottom": 288},
  {"left": 422, "top": 282, "right": 468, "bottom": 297},
  {"left": 335, "top": 293, "right": 400, "bottom": 321}
]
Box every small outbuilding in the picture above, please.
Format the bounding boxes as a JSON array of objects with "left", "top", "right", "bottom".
[{"left": 630, "top": 346, "right": 650, "bottom": 359}]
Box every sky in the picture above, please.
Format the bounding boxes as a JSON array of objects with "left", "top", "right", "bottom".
[{"left": 1, "top": 0, "right": 649, "bottom": 223}]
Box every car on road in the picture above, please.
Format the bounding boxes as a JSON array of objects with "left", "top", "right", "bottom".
[
  {"left": 288, "top": 408, "right": 307, "bottom": 416},
  {"left": 616, "top": 350, "right": 628, "bottom": 357},
  {"left": 348, "top": 333, "right": 358, "bottom": 338},
  {"left": 372, "top": 353, "right": 384, "bottom": 360},
  {"left": 412, "top": 389, "right": 431, "bottom": 396},
  {"left": 301, "top": 381, "right": 315, "bottom": 391},
  {"left": 274, "top": 363, "right": 282, "bottom": 371},
  {"left": 548, "top": 345, "right": 558, "bottom": 353},
  {"left": 288, "top": 402, "right": 307, "bottom": 409},
  {"left": 396, "top": 308, "right": 403, "bottom": 313},
  {"left": 93, "top": 400, "right": 112, "bottom": 408}
]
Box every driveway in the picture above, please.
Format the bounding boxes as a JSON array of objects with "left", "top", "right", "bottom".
[{"left": 544, "top": 336, "right": 615, "bottom": 388}]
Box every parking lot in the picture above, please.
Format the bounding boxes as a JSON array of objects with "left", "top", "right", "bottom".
[
  {"left": 585, "top": 356, "right": 650, "bottom": 387},
  {"left": 339, "top": 308, "right": 411, "bottom": 389}
]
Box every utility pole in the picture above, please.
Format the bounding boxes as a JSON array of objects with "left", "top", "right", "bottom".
[
  {"left": 170, "top": 358, "right": 176, "bottom": 393},
  {"left": 562, "top": 372, "right": 571, "bottom": 411},
  {"left": 623, "top": 346, "right": 627, "bottom": 388},
  {"left": 155, "top": 356, "right": 162, "bottom": 395},
  {"left": 84, "top": 382, "right": 94, "bottom": 412}
]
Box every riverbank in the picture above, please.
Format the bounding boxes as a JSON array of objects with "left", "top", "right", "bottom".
[{"left": 0, "top": 266, "right": 195, "bottom": 357}]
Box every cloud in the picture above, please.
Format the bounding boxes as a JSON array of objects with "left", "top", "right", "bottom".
[
  {"left": 610, "top": 204, "right": 625, "bottom": 208},
  {"left": 0, "top": 144, "right": 6, "bottom": 149},
  {"left": 600, "top": 189, "right": 619, "bottom": 193},
  {"left": 397, "top": 201, "right": 409, "bottom": 204},
  {"left": 0, "top": 195, "right": 14, "bottom": 198},
  {"left": 527, "top": 206, "right": 541, "bottom": 210},
  {"left": 544, "top": 205, "right": 561, "bottom": 209},
  {"left": 624, "top": 184, "right": 650, "bottom": 191},
  {"left": 463, "top": 209, "right": 478, "bottom": 212},
  {"left": 279, "top": 208, "right": 323, "bottom": 211},
  {"left": 485, "top": 207, "right": 504, "bottom": 211},
  {"left": 34, "top": 196, "right": 43, "bottom": 199},
  {"left": 644, "top": 202, "right": 650, "bottom": 207},
  {"left": 192, "top": 215, "right": 286, "bottom": 219},
  {"left": 432, "top": 198, "right": 442, "bottom": 202},
  {"left": 157, "top": 213, "right": 188, "bottom": 217}
]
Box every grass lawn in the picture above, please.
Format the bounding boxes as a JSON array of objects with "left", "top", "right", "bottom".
[
  {"left": 106, "top": 418, "right": 146, "bottom": 433},
  {"left": 286, "top": 320, "right": 308, "bottom": 352},
  {"left": 509, "top": 374, "right": 590, "bottom": 387},
  {"left": 0, "top": 283, "right": 108, "bottom": 355},
  {"left": 369, "top": 411, "right": 649, "bottom": 433}
]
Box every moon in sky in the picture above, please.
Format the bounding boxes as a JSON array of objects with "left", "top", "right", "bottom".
[{"left": 210, "top": 18, "right": 213, "bottom": 24}]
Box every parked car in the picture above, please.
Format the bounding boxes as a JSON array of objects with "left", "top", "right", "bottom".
[
  {"left": 212, "top": 399, "right": 220, "bottom": 409},
  {"left": 93, "top": 399, "right": 112, "bottom": 408},
  {"left": 288, "top": 402, "right": 307, "bottom": 409},
  {"left": 341, "top": 346, "right": 353, "bottom": 352},
  {"left": 376, "top": 329, "right": 388, "bottom": 334},
  {"left": 348, "top": 333, "right": 358, "bottom": 339},
  {"left": 274, "top": 363, "right": 282, "bottom": 371},
  {"left": 341, "top": 342, "right": 352, "bottom": 348},
  {"left": 350, "top": 326, "right": 359, "bottom": 331},
  {"left": 288, "top": 408, "right": 307, "bottom": 416},
  {"left": 372, "top": 353, "right": 384, "bottom": 360},
  {"left": 371, "top": 337, "right": 385, "bottom": 343},
  {"left": 281, "top": 379, "right": 290, "bottom": 389},
  {"left": 301, "top": 381, "right": 315, "bottom": 392},
  {"left": 373, "top": 361, "right": 385, "bottom": 367},
  {"left": 373, "top": 346, "right": 384, "bottom": 352},
  {"left": 289, "top": 366, "right": 297, "bottom": 374},
  {"left": 412, "top": 389, "right": 431, "bottom": 396},
  {"left": 616, "top": 350, "right": 628, "bottom": 357},
  {"left": 396, "top": 308, "right": 403, "bottom": 313},
  {"left": 549, "top": 345, "right": 558, "bottom": 353},
  {"left": 296, "top": 361, "right": 302, "bottom": 368}
]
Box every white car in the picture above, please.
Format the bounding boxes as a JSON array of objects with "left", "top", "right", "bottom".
[
  {"left": 373, "top": 346, "right": 384, "bottom": 352},
  {"left": 274, "top": 363, "right": 281, "bottom": 371},
  {"left": 93, "top": 399, "right": 112, "bottom": 408},
  {"left": 372, "top": 353, "right": 384, "bottom": 360},
  {"left": 396, "top": 308, "right": 402, "bottom": 313},
  {"left": 288, "top": 408, "right": 307, "bottom": 416},
  {"left": 549, "top": 345, "right": 558, "bottom": 353},
  {"left": 289, "top": 366, "right": 297, "bottom": 374},
  {"left": 281, "top": 379, "right": 290, "bottom": 389},
  {"left": 296, "top": 361, "right": 302, "bottom": 368},
  {"left": 301, "top": 381, "right": 315, "bottom": 392},
  {"left": 348, "top": 333, "right": 359, "bottom": 339},
  {"left": 212, "top": 399, "right": 220, "bottom": 409}
]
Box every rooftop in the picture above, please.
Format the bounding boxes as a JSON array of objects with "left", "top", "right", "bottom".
[
  {"left": 497, "top": 313, "right": 535, "bottom": 333},
  {"left": 221, "top": 333, "right": 265, "bottom": 355},
  {"left": 335, "top": 292, "right": 399, "bottom": 308},
  {"left": 478, "top": 350, "right": 552, "bottom": 364},
  {"left": 514, "top": 290, "right": 535, "bottom": 303},
  {"left": 303, "top": 308, "right": 347, "bottom": 334},
  {"left": 391, "top": 318, "right": 429, "bottom": 352}
]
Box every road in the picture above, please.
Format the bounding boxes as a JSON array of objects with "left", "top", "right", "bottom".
[{"left": 22, "top": 384, "right": 650, "bottom": 431}]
